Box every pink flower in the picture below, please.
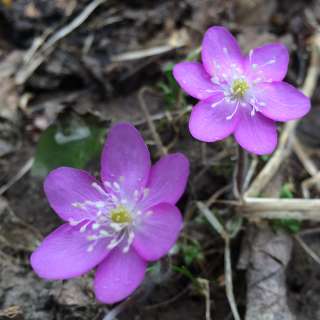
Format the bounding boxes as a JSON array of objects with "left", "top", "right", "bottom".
[
  {"left": 173, "top": 26, "right": 311, "bottom": 155},
  {"left": 31, "top": 123, "right": 189, "bottom": 304}
]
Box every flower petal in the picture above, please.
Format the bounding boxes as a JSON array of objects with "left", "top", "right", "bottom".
[
  {"left": 173, "top": 62, "right": 220, "bottom": 100},
  {"left": 245, "top": 44, "right": 289, "bottom": 82},
  {"left": 234, "top": 110, "right": 277, "bottom": 155},
  {"left": 133, "top": 203, "right": 183, "bottom": 261},
  {"left": 101, "top": 123, "right": 151, "bottom": 197},
  {"left": 254, "top": 82, "right": 311, "bottom": 121},
  {"left": 189, "top": 94, "right": 240, "bottom": 142},
  {"left": 30, "top": 224, "right": 109, "bottom": 280},
  {"left": 94, "top": 247, "right": 146, "bottom": 304},
  {"left": 201, "top": 26, "right": 244, "bottom": 77},
  {"left": 44, "top": 167, "right": 105, "bottom": 222},
  {"left": 138, "top": 153, "right": 189, "bottom": 210}
]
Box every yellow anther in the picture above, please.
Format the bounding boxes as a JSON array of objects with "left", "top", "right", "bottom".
[
  {"left": 232, "top": 79, "right": 249, "bottom": 98},
  {"left": 110, "top": 206, "right": 131, "bottom": 224}
]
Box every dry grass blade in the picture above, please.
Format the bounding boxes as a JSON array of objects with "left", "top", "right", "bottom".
[
  {"left": 15, "top": 0, "right": 108, "bottom": 84},
  {"left": 294, "top": 234, "right": 320, "bottom": 265},
  {"left": 138, "top": 87, "right": 167, "bottom": 156},
  {"left": 0, "top": 158, "right": 34, "bottom": 195},
  {"left": 225, "top": 238, "right": 241, "bottom": 320},
  {"left": 197, "top": 278, "right": 212, "bottom": 320},
  {"left": 241, "top": 198, "right": 320, "bottom": 220},
  {"left": 197, "top": 201, "right": 241, "bottom": 320}
]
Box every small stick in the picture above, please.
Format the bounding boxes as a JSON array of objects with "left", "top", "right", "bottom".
[
  {"left": 302, "top": 171, "right": 320, "bottom": 198},
  {"left": 0, "top": 158, "right": 34, "bottom": 195},
  {"left": 294, "top": 137, "right": 320, "bottom": 197},
  {"left": 16, "top": 0, "right": 108, "bottom": 84},
  {"left": 294, "top": 234, "right": 320, "bottom": 265},
  {"left": 138, "top": 87, "right": 167, "bottom": 156}
]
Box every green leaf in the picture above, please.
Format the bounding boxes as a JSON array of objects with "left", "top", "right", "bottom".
[
  {"left": 272, "top": 219, "right": 301, "bottom": 234},
  {"left": 32, "top": 113, "right": 107, "bottom": 177},
  {"left": 182, "top": 240, "right": 204, "bottom": 266},
  {"left": 158, "top": 62, "right": 186, "bottom": 108},
  {"left": 172, "top": 265, "right": 196, "bottom": 283},
  {"left": 272, "top": 183, "right": 301, "bottom": 233},
  {"left": 279, "top": 183, "right": 294, "bottom": 199}
]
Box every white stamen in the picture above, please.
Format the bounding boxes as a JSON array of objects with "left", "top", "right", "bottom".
[
  {"left": 103, "top": 181, "right": 112, "bottom": 189},
  {"left": 92, "top": 182, "right": 108, "bottom": 196},
  {"left": 80, "top": 221, "right": 91, "bottom": 233},
  {"left": 110, "top": 222, "right": 124, "bottom": 231},
  {"left": 211, "top": 98, "right": 225, "bottom": 108},
  {"left": 113, "top": 182, "right": 120, "bottom": 190},
  {"left": 87, "top": 244, "right": 95, "bottom": 252},
  {"left": 123, "top": 231, "right": 135, "bottom": 253},
  {"left": 226, "top": 101, "right": 240, "bottom": 120},
  {"left": 92, "top": 223, "right": 101, "bottom": 230}
]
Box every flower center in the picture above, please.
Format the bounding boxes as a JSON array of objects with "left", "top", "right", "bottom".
[
  {"left": 232, "top": 79, "right": 249, "bottom": 98},
  {"left": 110, "top": 205, "right": 132, "bottom": 224}
]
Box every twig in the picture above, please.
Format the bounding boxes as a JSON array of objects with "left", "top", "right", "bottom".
[
  {"left": 233, "top": 145, "right": 247, "bottom": 201},
  {"left": 103, "top": 298, "right": 132, "bottom": 320},
  {"left": 111, "top": 45, "right": 181, "bottom": 62},
  {"left": 302, "top": 171, "right": 320, "bottom": 198},
  {"left": 293, "top": 137, "right": 320, "bottom": 197},
  {"left": 206, "top": 184, "right": 232, "bottom": 208},
  {"left": 15, "top": 0, "right": 108, "bottom": 84},
  {"left": 294, "top": 234, "right": 320, "bottom": 265},
  {"left": 243, "top": 156, "right": 258, "bottom": 192},
  {"left": 0, "top": 158, "right": 34, "bottom": 195},
  {"left": 144, "top": 286, "right": 189, "bottom": 310},
  {"left": 292, "top": 139, "right": 318, "bottom": 177},
  {"left": 138, "top": 87, "right": 167, "bottom": 156},
  {"left": 111, "top": 29, "right": 188, "bottom": 62}
]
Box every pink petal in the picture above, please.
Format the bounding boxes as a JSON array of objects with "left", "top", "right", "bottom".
[
  {"left": 189, "top": 94, "right": 240, "bottom": 142},
  {"left": 201, "top": 26, "right": 244, "bottom": 77},
  {"left": 94, "top": 247, "right": 146, "bottom": 304},
  {"left": 254, "top": 82, "right": 311, "bottom": 121},
  {"left": 101, "top": 123, "right": 151, "bottom": 198},
  {"left": 30, "top": 224, "right": 109, "bottom": 280},
  {"left": 138, "top": 153, "right": 189, "bottom": 211},
  {"left": 173, "top": 62, "right": 220, "bottom": 100},
  {"left": 44, "top": 167, "right": 105, "bottom": 222},
  {"left": 234, "top": 110, "right": 277, "bottom": 155},
  {"left": 245, "top": 44, "right": 289, "bottom": 82},
  {"left": 133, "top": 203, "right": 183, "bottom": 261}
]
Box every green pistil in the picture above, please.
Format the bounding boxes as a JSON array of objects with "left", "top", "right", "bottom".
[
  {"left": 232, "top": 79, "right": 249, "bottom": 98},
  {"left": 110, "top": 205, "right": 131, "bottom": 224}
]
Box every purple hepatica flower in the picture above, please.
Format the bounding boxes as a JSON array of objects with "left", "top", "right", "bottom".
[
  {"left": 31, "top": 123, "right": 189, "bottom": 304},
  {"left": 173, "top": 26, "right": 311, "bottom": 155}
]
